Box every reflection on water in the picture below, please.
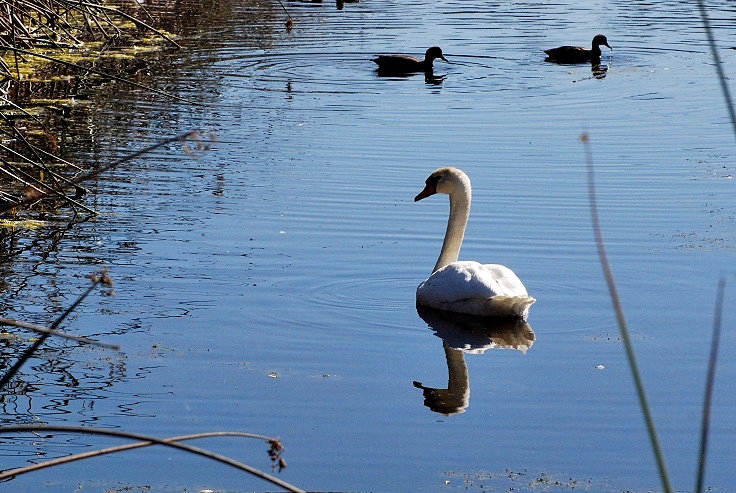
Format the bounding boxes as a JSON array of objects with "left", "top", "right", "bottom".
[
  {"left": 543, "top": 55, "right": 609, "bottom": 80},
  {"left": 376, "top": 69, "right": 446, "bottom": 85},
  {"left": 0, "top": 345, "right": 130, "bottom": 425},
  {"left": 335, "top": 0, "right": 359, "bottom": 10},
  {"left": 413, "top": 305, "right": 534, "bottom": 415},
  {"left": 424, "top": 71, "right": 446, "bottom": 85},
  {"left": 591, "top": 63, "right": 608, "bottom": 79}
]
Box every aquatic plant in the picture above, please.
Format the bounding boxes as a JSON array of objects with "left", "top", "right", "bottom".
[
  {"left": 583, "top": 133, "right": 673, "bottom": 493},
  {"left": 582, "top": 3, "right": 732, "bottom": 488},
  {"left": 584, "top": 132, "right": 727, "bottom": 493}
]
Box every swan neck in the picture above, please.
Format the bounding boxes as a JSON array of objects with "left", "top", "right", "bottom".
[
  {"left": 433, "top": 187, "right": 470, "bottom": 273},
  {"left": 444, "top": 343, "right": 469, "bottom": 395}
]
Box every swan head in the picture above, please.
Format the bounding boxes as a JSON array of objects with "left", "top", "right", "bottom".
[{"left": 414, "top": 167, "right": 471, "bottom": 202}]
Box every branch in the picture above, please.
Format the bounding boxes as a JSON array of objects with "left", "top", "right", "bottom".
[
  {"left": 0, "top": 318, "right": 120, "bottom": 350},
  {"left": 0, "top": 426, "right": 306, "bottom": 493}
]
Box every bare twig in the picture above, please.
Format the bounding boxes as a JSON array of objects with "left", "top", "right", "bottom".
[
  {"left": 0, "top": 317, "right": 120, "bottom": 350},
  {"left": 0, "top": 130, "right": 213, "bottom": 214},
  {"left": 0, "top": 426, "right": 306, "bottom": 493},
  {"left": 0, "top": 155, "right": 95, "bottom": 213},
  {"left": 2, "top": 46, "right": 198, "bottom": 105},
  {"left": 0, "top": 269, "right": 112, "bottom": 390},
  {"left": 582, "top": 133, "right": 673, "bottom": 493},
  {"left": 56, "top": 0, "right": 181, "bottom": 48},
  {"left": 274, "top": 0, "right": 293, "bottom": 29}
]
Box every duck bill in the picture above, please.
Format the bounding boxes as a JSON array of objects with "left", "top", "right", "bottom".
[
  {"left": 605, "top": 43, "right": 612, "bottom": 50},
  {"left": 415, "top": 184, "right": 436, "bottom": 201},
  {"left": 441, "top": 56, "right": 449, "bottom": 63}
]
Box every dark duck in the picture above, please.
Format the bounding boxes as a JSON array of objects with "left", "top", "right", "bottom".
[
  {"left": 373, "top": 46, "right": 448, "bottom": 74},
  {"left": 544, "top": 34, "right": 612, "bottom": 64}
]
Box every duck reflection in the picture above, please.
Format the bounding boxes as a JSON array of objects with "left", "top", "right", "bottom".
[
  {"left": 424, "top": 70, "right": 445, "bottom": 85},
  {"left": 375, "top": 68, "right": 445, "bottom": 86},
  {"left": 570, "top": 62, "right": 608, "bottom": 82},
  {"left": 591, "top": 62, "right": 608, "bottom": 79},
  {"left": 336, "top": 0, "right": 359, "bottom": 9},
  {"left": 413, "top": 304, "right": 534, "bottom": 415}
]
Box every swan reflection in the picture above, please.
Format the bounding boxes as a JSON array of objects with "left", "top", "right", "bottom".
[{"left": 413, "top": 305, "right": 534, "bottom": 415}]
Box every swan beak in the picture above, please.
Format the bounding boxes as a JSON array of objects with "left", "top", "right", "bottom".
[{"left": 415, "top": 184, "right": 436, "bottom": 201}]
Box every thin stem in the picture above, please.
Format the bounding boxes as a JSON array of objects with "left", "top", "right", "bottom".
[
  {"left": 56, "top": 0, "right": 181, "bottom": 48},
  {"left": 695, "top": 0, "right": 736, "bottom": 143},
  {"left": 0, "top": 274, "right": 102, "bottom": 390},
  {"left": 274, "top": 0, "right": 292, "bottom": 19},
  {"left": 3, "top": 46, "right": 198, "bottom": 105},
  {"left": 582, "top": 134, "right": 673, "bottom": 493},
  {"left": 694, "top": 278, "right": 726, "bottom": 493},
  {"left": 0, "top": 131, "right": 211, "bottom": 214},
  {"left": 0, "top": 317, "right": 120, "bottom": 350},
  {"left": 693, "top": 5, "right": 732, "bottom": 491},
  {"left": 0, "top": 431, "right": 273, "bottom": 477},
  {"left": 0, "top": 425, "right": 306, "bottom": 493}
]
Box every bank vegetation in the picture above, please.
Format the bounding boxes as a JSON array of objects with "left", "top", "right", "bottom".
[{"left": 0, "top": 0, "right": 181, "bottom": 221}]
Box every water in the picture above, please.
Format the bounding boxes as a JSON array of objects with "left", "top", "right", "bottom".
[{"left": 1, "top": 0, "right": 735, "bottom": 491}]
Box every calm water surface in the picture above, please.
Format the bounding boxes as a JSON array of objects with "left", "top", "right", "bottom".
[{"left": 1, "top": 0, "right": 735, "bottom": 491}]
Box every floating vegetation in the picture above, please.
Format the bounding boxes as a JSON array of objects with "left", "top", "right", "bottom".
[{"left": 0, "top": 218, "right": 47, "bottom": 229}]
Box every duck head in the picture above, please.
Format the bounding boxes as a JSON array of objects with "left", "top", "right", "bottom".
[
  {"left": 425, "top": 46, "right": 449, "bottom": 63},
  {"left": 593, "top": 34, "right": 612, "bottom": 51}
]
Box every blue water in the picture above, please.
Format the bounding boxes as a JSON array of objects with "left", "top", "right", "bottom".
[{"left": 1, "top": 0, "right": 735, "bottom": 492}]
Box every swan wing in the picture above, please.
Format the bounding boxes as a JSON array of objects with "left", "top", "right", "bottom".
[{"left": 480, "top": 263, "right": 529, "bottom": 297}]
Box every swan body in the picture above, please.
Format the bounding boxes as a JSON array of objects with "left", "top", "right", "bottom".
[
  {"left": 414, "top": 167, "right": 534, "bottom": 319},
  {"left": 417, "top": 261, "right": 533, "bottom": 317},
  {"left": 544, "top": 34, "right": 612, "bottom": 64},
  {"left": 373, "top": 46, "right": 448, "bottom": 74}
]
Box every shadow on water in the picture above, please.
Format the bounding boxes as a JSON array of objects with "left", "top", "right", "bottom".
[{"left": 413, "top": 304, "right": 534, "bottom": 415}]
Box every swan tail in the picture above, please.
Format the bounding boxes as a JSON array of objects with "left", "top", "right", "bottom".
[{"left": 423, "top": 295, "right": 536, "bottom": 319}]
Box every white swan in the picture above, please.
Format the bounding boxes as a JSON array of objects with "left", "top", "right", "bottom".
[{"left": 414, "top": 167, "right": 535, "bottom": 319}]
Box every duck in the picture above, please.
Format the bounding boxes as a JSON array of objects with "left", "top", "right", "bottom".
[
  {"left": 544, "top": 34, "right": 612, "bottom": 64},
  {"left": 373, "top": 46, "right": 448, "bottom": 74},
  {"left": 414, "top": 167, "right": 535, "bottom": 319}
]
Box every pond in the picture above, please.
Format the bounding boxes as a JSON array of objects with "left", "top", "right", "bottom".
[{"left": 1, "top": 0, "right": 735, "bottom": 491}]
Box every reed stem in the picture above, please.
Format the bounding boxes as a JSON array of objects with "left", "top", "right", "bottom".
[
  {"left": 694, "top": 278, "right": 726, "bottom": 493},
  {"left": 582, "top": 134, "right": 673, "bottom": 493}
]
